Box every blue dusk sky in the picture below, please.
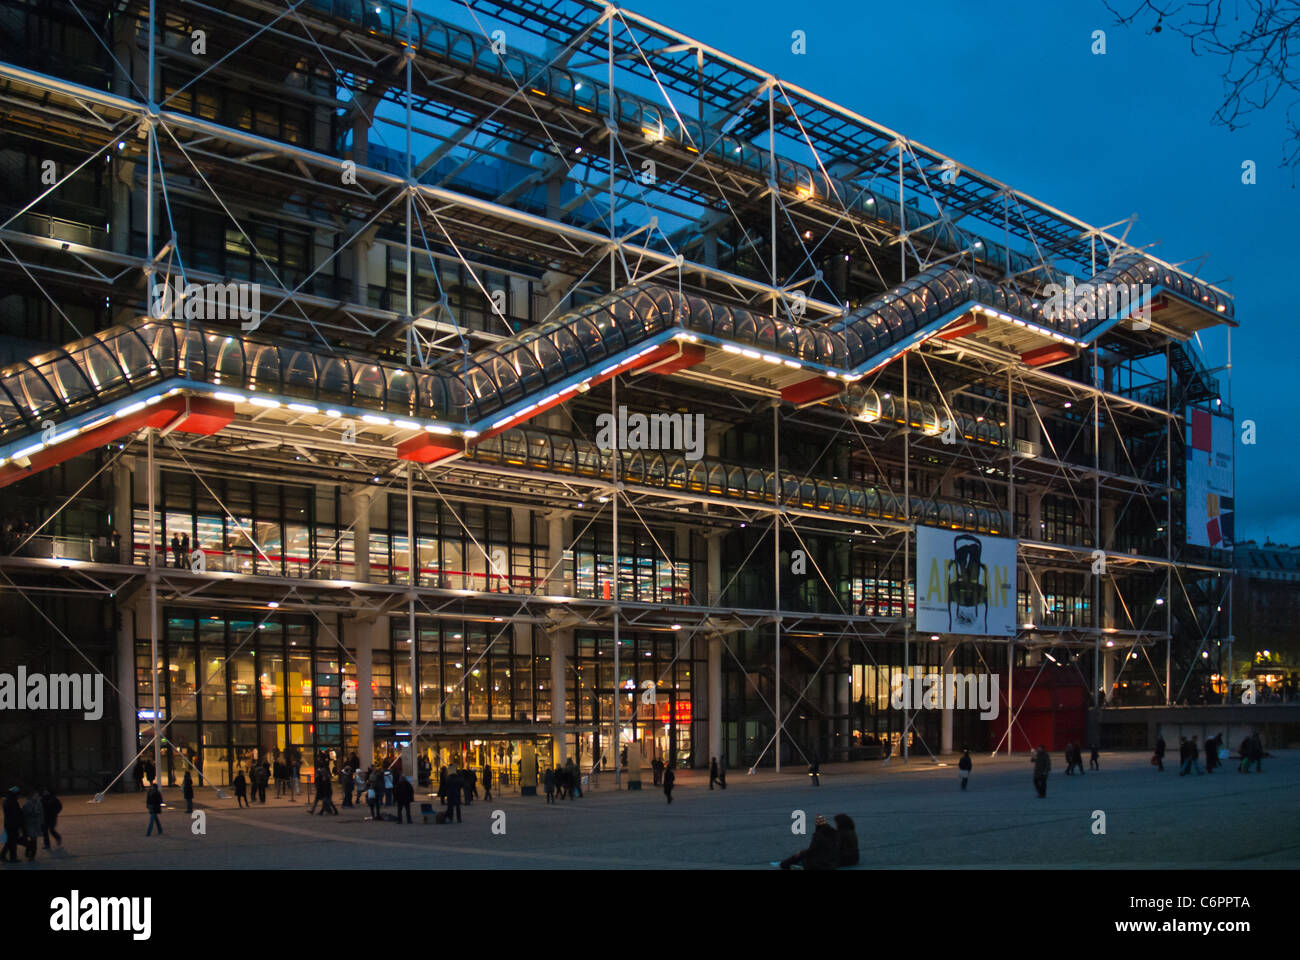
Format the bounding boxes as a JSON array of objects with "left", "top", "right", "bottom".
[{"left": 629, "top": 0, "right": 1297, "bottom": 546}]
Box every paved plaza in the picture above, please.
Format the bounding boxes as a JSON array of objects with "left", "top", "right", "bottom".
[{"left": 10, "top": 751, "right": 1297, "bottom": 870}]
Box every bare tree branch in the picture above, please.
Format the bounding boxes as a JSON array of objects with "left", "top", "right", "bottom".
[{"left": 1105, "top": 0, "right": 1300, "bottom": 171}]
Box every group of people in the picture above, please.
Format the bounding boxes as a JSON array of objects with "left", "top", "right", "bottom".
[
  {"left": 2, "top": 786, "right": 62, "bottom": 861},
  {"left": 1150, "top": 731, "right": 1265, "bottom": 775},
  {"left": 777, "top": 814, "right": 858, "bottom": 870},
  {"left": 1063, "top": 742, "right": 1099, "bottom": 775},
  {"left": 542, "top": 758, "right": 583, "bottom": 803},
  {"left": 168, "top": 533, "right": 195, "bottom": 567},
  {"left": 434, "top": 762, "right": 493, "bottom": 823},
  {"left": 232, "top": 761, "right": 271, "bottom": 806}
]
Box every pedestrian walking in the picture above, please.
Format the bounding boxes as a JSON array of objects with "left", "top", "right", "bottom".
[
  {"left": 663, "top": 763, "right": 675, "bottom": 804},
  {"left": 1032, "top": 745, "right": 1050, "bottom": 798},
  {"left": 21, "top": 791, "right": 43, "bottom": 861},
  {"left": 170, "top": 533, "right": 182, "bottom": 568},
  {"left": 383, "top": 766, "right": 394, "bottom": 807},
  {"left": 146, "top": 782, "right": 164, "bottom": 835},
  {"left": 340, "top": 765, "right": 354, "bottom": 807},
  {"left": 315, "top": 765, "right": 338, "bottom": 816},
  {"left": 1204, "top": 736, "right": 1218, "bottom": 774},
  {"left": 233, "top": 769, "right": 248, "bottom": 807},
  {"left": 443, "top": 770, "right": 462, "bottom": 824},
  {"left": 958, "top": 747, "right": 972, "bottom": 790},
  {"left": 708, "top": 757, "right": 719, "bottom": 790},
  {"left": 182, "top": 771, "right": 195, "bottom": 813},
  {"left": 483, "top": 763, "right": 493, "bottom": 801},
  {"left": 368, "top": 767, "right": 385, "bottom": 820},
  {"left": 1, "top": 786, "right": 23, "bottom": 862},
  {"left": 544, "top": 767, "right": 555, "bottom": 803},
  {"left": 1089, "top": 744, "right": 1100, "bottom": 771},
  {"left": 1181, "top": 736, "right": 1203, "bottom": 776},
  {"left": 133, "top": 759, "right": 146, "bottom": 792},
  {"left": 40, "top": 789, "right": 62, "bottom": 849},
  {"left": 1153, "top": 735, "right": 1166, "bottom": 771},
  {"left": 565, "top": 757, "right": 581, "bottom": 799},
  {"left": 718, "top": 756, "right": 727, "bottom": 789},
  {"left": 394, "top": 775, "right": 413, "bottom": 824},
  {"left": 256, "top": 761, "right": 269, "bottom": 802},
  {"left": 653, "top": 757, "right": 664, "bottom": 787}
]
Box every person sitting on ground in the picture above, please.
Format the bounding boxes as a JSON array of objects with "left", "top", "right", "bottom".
[
  {"left": 778, "top": 814, "right": 838, "bottom": 870},
  {"left": 833, "top": 814, "right": 858, "bottom": 867}
]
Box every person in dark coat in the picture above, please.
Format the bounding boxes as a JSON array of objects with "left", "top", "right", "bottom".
[
  {"left": 708, "top": 757, "right": 719, "bottom": 790},
  {"left": 958, "top": 748, "right": 972, "bottom": 790},
  {"left": 1204, "top": 736, "right": 1218, "bottom": 773},
  {"left": 394, "top": 775, "right": 414, "bottom": 823},
  {"left": 22, "top": 792, "right": 43, "bottom": 861},
  {"left": 233, "top": 769, "right": 248, "bottom": 807},
  {"left": 1032, "top": 745, "right": 1050, "bottom": 798},
  {"left": 462, "top": 767, "right": 475, "bottom": 806},
  {"left": 315, "top": 764, "right": 338, "bottom": 815},
  {"left": 438, "top": 765, "right": 447, "bottom": 805},
  {"left": 2, "top": 786, "right": 23, "bottom": 861},
  {"left": 653, "top": 757, "right": 664, "bottom": 786},
  {"left": 778, "top": 814, "right": 838, "bottom": 869},
  {"left": 483, "top": 763, "right": 493, "bottom": 801},
  {"left": 834, "top": 813, "right": 859, "bottom": 867},
  {"left": 255, "top": 761, "right": 269, "bottom": 802},
  {"left": 340, "top": 765, "right": 354, "bottom": 807},
  {"left": 1089, "top": 743, "right": 1100, "bottom": 771},
  {"left": 543, "top": 767, "right": 555, "bottom": 803},
  {"left": 717, "top": 756, "right": 727, "bottom": 789},
  {"left": 133, "top": 759, "right": 146, "bottom": 792},
  {"left": 663, "top": 763, "right": 675, "bottom": 804},
  {"left": 368, "top": 767, "right": 385, "bottom": 820},
  {"left": 146, "top": 782, "right": 164, "bottom": 835},
  {"left": 565, "top": 758, "right": 581, "bottom": 799},
  {"left": 170, "top": 533, "right": 182, "bottom": 568},
  {"left": 274, "top": 758, "right": 288, "bottom": 797},
  {"left": 40, "top": 789, "right": 62, "bottom": 849},
  {"left": 1153, "top": 735, "right": 1166, "bottom": 771},
  {"left": 443, "top": 770, "right": 462, "bottom": 823},
  {"left": 1064, "top": 743, "right": 1076, "bottom": 775},
  {"left": 182, "top": 771, "right": 195, "bottom": 813}
]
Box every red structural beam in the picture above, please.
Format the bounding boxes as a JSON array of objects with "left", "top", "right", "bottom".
[
  {"left": 1020, "top": 343, "right": 1075, "bottom": 367},
  {"left": 627, "top": 342, "right": 705, "bottom": 376},
  {"left": 937, "top": 312, "right": 987, "bottom": 340},
  {"left": 0, "top": 395, "right": 235, "bottom": 488},
  {"left": 780, "top": 376, "right": 843, "bottom": 405},
  {"left": 396, "top": 434, "right": 463, "bottom": 464}
]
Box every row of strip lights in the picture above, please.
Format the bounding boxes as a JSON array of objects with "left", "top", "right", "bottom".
[
  {"left": 0, "top": 270, "right": 1209, "bottom": 468},
  {"left": 1, "top": 385, "right": 182, "bottom": 467}
]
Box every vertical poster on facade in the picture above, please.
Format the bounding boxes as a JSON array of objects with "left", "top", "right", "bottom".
[
  {"left": 1185, "top": 408, "right": 1234, "bottom": 549},
  {"left": 915, "top": 525, "right": 1017, "bottom": 637}
]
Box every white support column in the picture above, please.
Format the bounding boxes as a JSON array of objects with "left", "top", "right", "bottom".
[
  {"left": 354, "top": 618, "right": 379, "bottom": 766},
  {"left": 546, "top": 511, "right": 570, "bottom": 764},
  {"left": 117, "top": 601, "right": 138, "bottom": 787},
  {"left": 114, "top": 457, "right": 134, "bottom": 564},
  {"left": 348, "top": 486, "right": 375, "bottom": 583},
  {"left": 836, "top": 640, "right": 850, "bottom": 753},
  {"left": 941, "top": 640, "right": 955, "bottom": 755},
  {"left": 707, "top": 532, "right": 723, "bottom": 766}
]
